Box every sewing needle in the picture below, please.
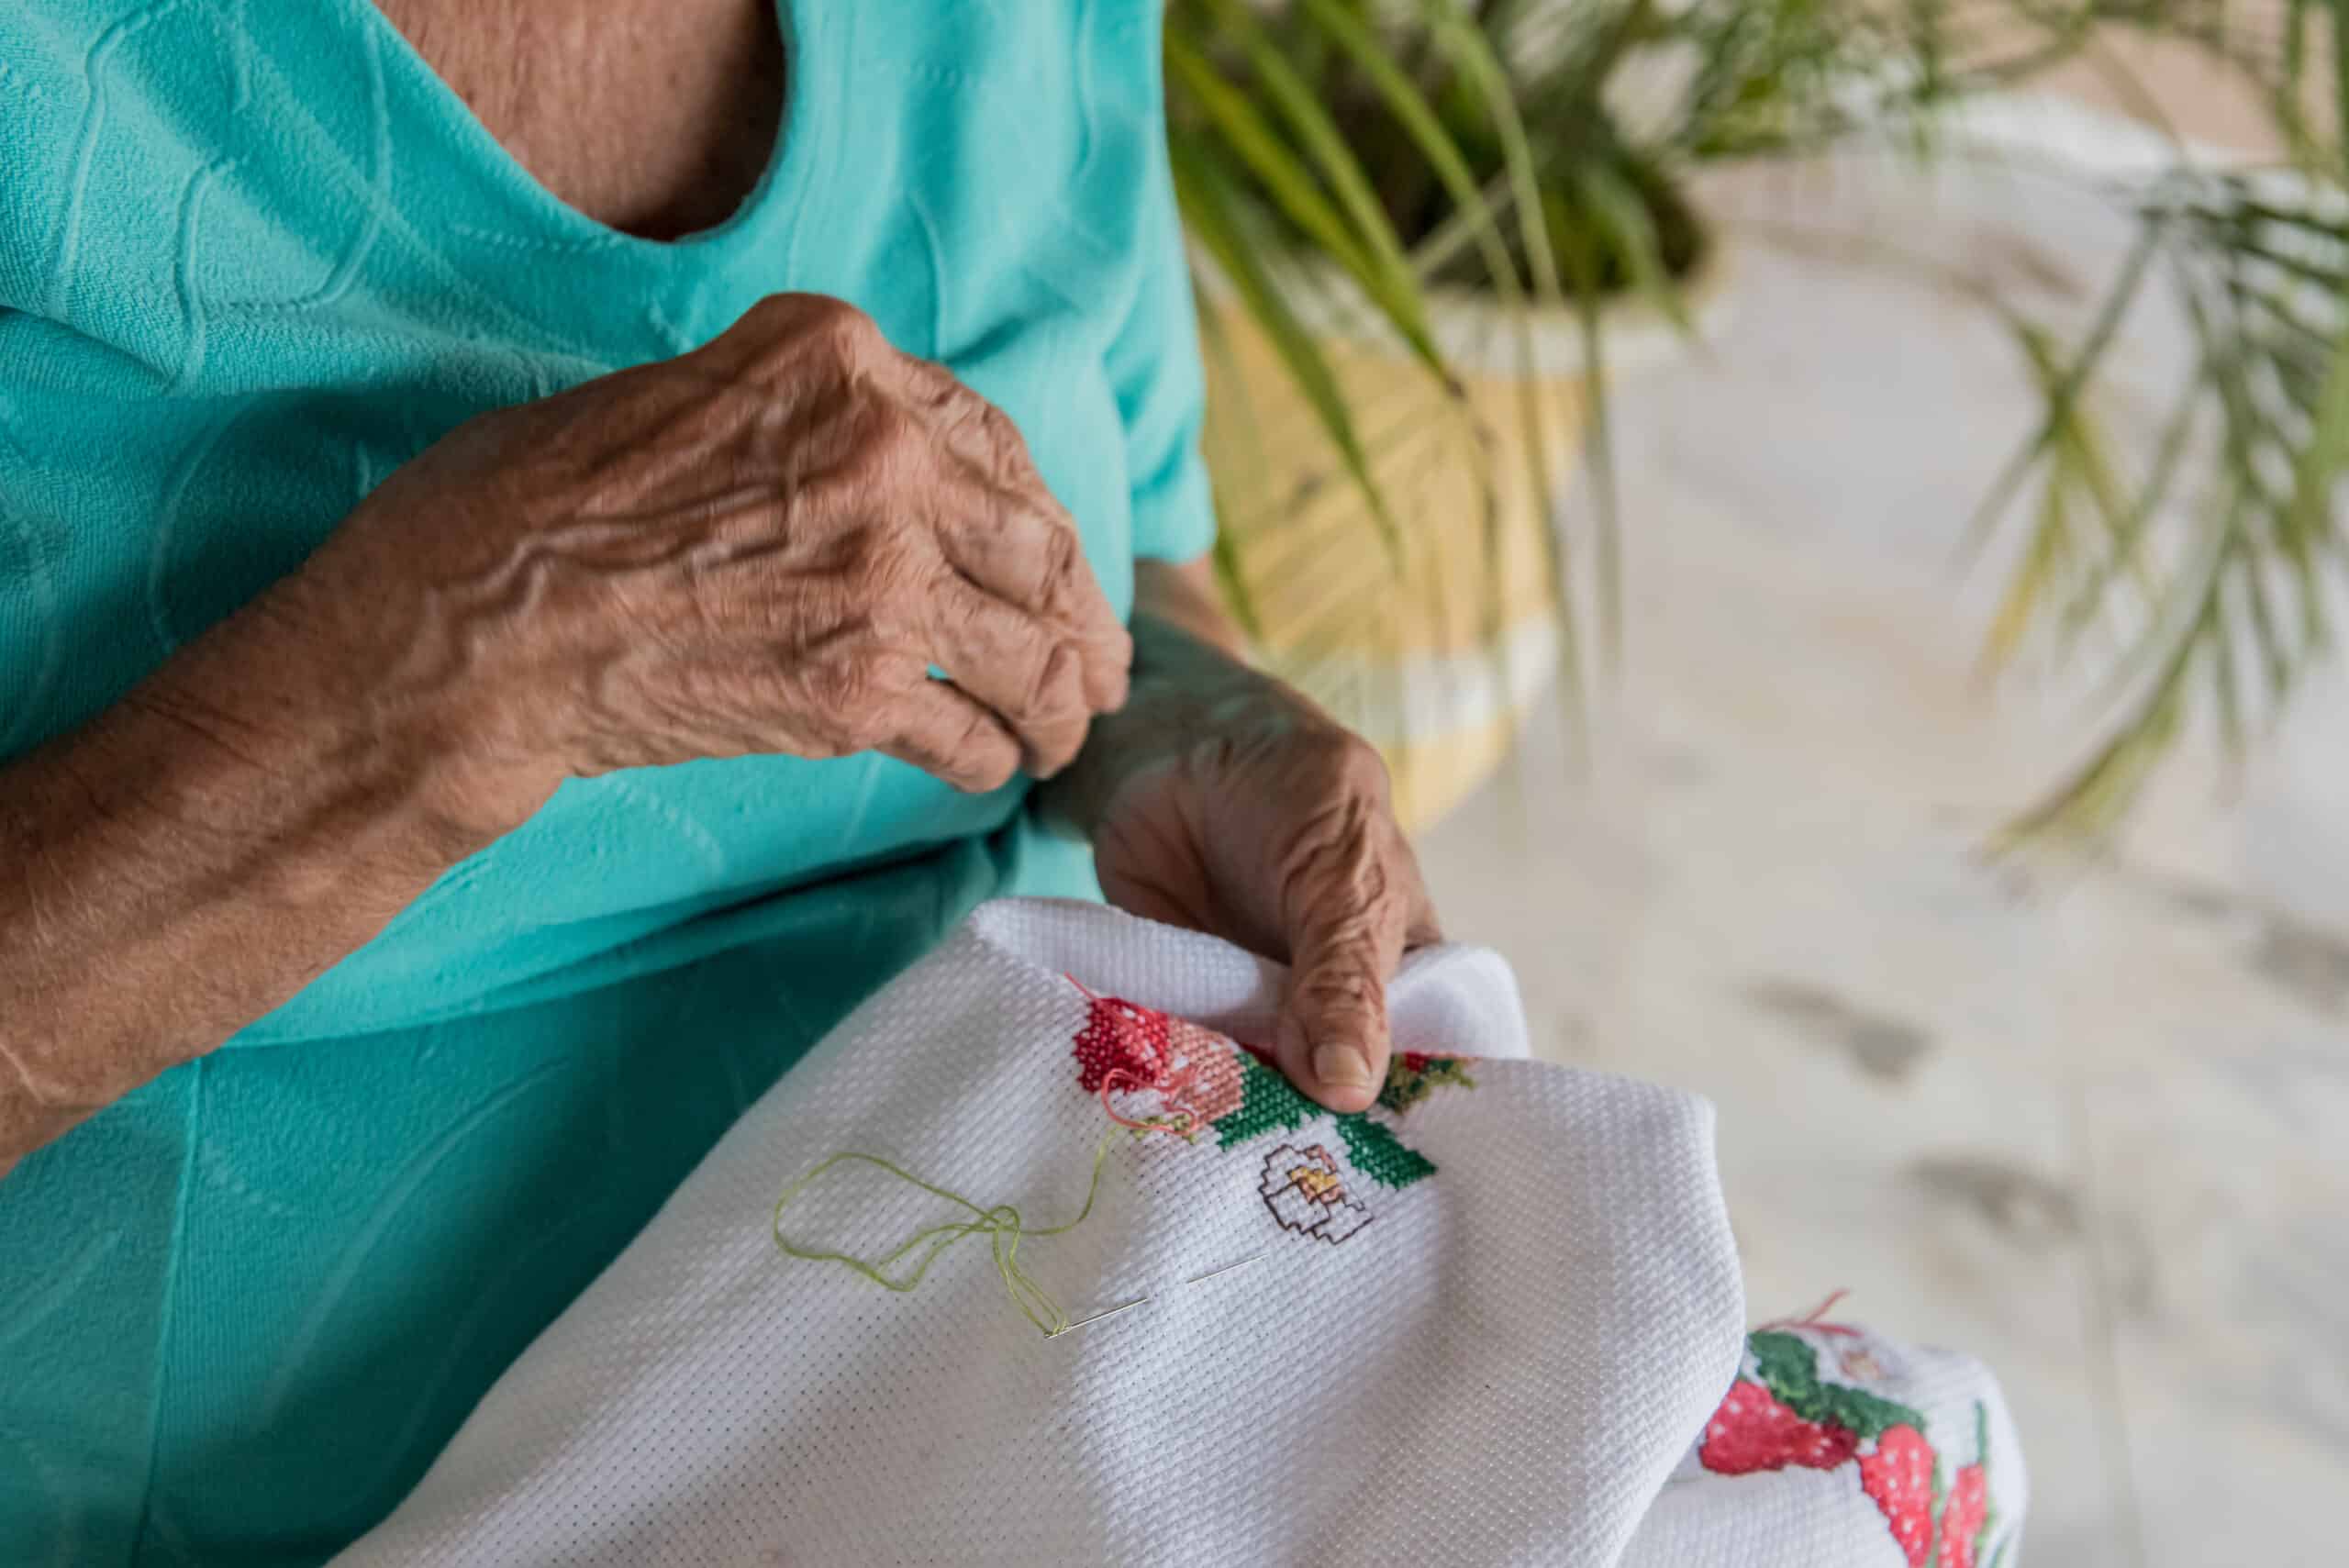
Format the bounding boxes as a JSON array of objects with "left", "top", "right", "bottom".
[{"left": 1046, "top": 1252, "right": 1268, "bottom": 1340}]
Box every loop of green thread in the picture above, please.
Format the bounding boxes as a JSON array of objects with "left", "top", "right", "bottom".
[{"left": 772, "top": 1133, "right": 1117, "bottom": 1338}]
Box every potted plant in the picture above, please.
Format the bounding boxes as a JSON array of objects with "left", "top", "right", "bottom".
[{"left": 1163, "top": 0, "right": 2349, "bottom": 839}]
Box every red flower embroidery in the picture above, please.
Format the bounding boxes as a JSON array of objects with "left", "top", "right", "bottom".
[
  {"left": 1072, "top": 994, "right": 1165, "bottom": 1095},
  {"left": 1071, "top": 987, "right": 1243, "bottom": 1137}
]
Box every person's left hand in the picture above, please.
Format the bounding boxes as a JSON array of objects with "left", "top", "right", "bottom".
[{"left": 1041, "top": 597, "right": 1441, "bottom": 1112}]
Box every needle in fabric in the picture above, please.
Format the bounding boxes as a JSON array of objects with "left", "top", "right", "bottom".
[{"left": 1046, "top": 1251, "right": 1269, "bottom": 1340}]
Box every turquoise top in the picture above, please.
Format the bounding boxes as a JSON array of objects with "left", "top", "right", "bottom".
[{"left": 0, "top": 2, "right": 1211, "bottom": 1562}]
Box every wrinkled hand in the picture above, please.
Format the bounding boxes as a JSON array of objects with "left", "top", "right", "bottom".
[
  {"left": 247, "top": 294, "right": 1130, "bottom": 836},
  {"left": 1043, "top": 610, "right": 1442, "bottom": 1112}
]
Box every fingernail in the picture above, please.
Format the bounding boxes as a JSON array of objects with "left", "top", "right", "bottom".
[{"left": 1312, "top": 1043, "right": 1374, "bottom": 1090}]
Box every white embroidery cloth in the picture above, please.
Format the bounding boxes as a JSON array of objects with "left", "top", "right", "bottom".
[{"left": 337, "top": 898, "right": 2021, "bottom": 1567}]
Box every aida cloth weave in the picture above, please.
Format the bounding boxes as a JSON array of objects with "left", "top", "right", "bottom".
[{"left": 339, "top": 899, "right": 2021, "bottom": 1566}]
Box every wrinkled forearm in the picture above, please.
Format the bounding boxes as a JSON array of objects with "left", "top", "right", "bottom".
[
  {"left": 1039, "top": 556, "right": 1263, "bottom": 834},
  {"left": 1129, "top": 554, "right": 1247, "bottom": 662},
  {"left": 0, "top": 595, "right": 495, "bottom": 1174}
]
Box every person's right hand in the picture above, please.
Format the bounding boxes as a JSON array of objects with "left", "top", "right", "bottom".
[{"left": 229, "top": 293, "right": 1132, "bottom": 837}]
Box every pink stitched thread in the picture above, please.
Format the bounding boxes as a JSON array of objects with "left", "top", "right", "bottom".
[
  {"left": 1099, "top": 1067, "right": 1208, "bottom": 1139},
  {"left": 1068, "top": 974, "right": 1243, "bottom": 1137},
  {"left": 1759, "top": 1288, "right": 1863, "bottom": 1337},
  {"left": 1073, "top": 972, "right": 1191, "bottom": 1136}
]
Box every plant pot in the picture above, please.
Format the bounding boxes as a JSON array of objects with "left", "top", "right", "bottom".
[{"left": 1200, "top": 246, "right": 1731, "bottom": 831}]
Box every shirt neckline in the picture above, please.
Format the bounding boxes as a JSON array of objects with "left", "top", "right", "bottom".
[{"left": 338, "top": 0, "right": 821, "bottom": 272}]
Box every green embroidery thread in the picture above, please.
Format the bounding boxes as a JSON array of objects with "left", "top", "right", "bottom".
[
  {"left": 1335, "top": 1113, "right": 1438, "bottom": 1188},
  {"left": 1213, "top": 1052, "right": 1441, "bottom": 1190},
  {"left": 1748, "top": 1331, "right": 1926, "bottom": 1440},
  {"left": 1214, "top": 1051, "right": 1319, "bottom": 1151},
  {"left": 772, "top": 1132, "right": 1117, "bottom": 1338},
  {"left": 1965, "top": 1400, "right": 1998, "bottom": 1568},
  {"left": 1377, "top": 1053, "right": 1476, "bottom": 1115}
]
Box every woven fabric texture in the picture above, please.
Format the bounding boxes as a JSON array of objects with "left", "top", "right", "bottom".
[
  {"left": 336, "top": 899, "right": 2033, "bottom": 1564},
  {"left": 338, "top": 899, "right": 1754, "bottom": 1565}
]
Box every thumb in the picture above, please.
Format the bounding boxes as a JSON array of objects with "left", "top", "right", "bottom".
[{"left": 1275, "top": 906, "right": 1402, "bottom": 1114}]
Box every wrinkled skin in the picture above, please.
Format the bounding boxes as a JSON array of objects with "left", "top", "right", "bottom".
[
  {"left": 1046, "top": 606, "right": 1442, "bottom": 1111},
  {"left": 0, "top": 295, "right": 1436, "bottom": 1174},
  {"left": 291, "top": 292, "right": 1133, "bottom": 834},
  {"left": 0, "top": 295, "right": 1130, "bottom": 1167}
]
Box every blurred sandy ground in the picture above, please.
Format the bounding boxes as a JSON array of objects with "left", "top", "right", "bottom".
[{"left": 1410, "top": 87, "right": 2346, "bottom": 1568}]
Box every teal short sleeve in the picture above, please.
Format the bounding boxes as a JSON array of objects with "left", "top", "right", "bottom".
[{"left": 1107, "top": 70, "right": 1218, "bottom": 566}]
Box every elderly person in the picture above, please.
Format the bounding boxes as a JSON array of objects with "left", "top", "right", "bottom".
[{"left": 0, "top": 1, "right": 1439, "bottom": 1561}]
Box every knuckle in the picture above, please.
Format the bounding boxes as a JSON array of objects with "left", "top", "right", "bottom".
[
  {"left": 963, "top": 740, "right": 1019, "bottom": 794},
  {"left": 845, "top": 522, "right": 929, "bottom": 603},
  {"left": 1278, "top": 806, "right": 1397, "bottom": 921},
  {"left": 1020, "top": 638, "right": 1080, "bottom": 720},
  {"left": 724, "top": 293, "right": 838, "bottom": 354},
  {"left": 720, "top": 295, "right": 885, "bottom": 397},
  {"left": 732, "top": 294, "right": 884, "bottom": 373},
  {"left": 974, "top": 402, "right": 1032, "bottom": 473},
  {"left": 901, "top": 357, "right": 966, "bottom": 415},
  {"left": 712, "top": 295, "right": 791, "bottom": 352},
  {"left": 837, "top": 395, "right": 914, "bottom": 466},
  {"left": 1027, "top": 517, "right": 1080, "bottom": 604},
  {"left": 850, "top": 404, "right": 935, "bottom": 493},
  {"left": 802, "top": 658, "right": 877, "bottom": 724},
  {"left": 1294, "top": 958, "right": 1382, "bottom": 1017},
  {"left": 797, "top": 294, "right": 880, "bottom": 356},
  {"left": 1313, "top": 726, "right": 1392, "bottom": 798},
  {"left": 737, "top": 292, "right": 811, "bottom": 332},
  {"left": 1099, "top": 628, "right": 1137, "bottom": 693}
]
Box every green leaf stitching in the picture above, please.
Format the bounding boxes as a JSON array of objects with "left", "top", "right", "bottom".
[
  {"left": 1213, "top": 1052, "right": 1441, "bottom": 1189},
  {"left": 1335, "top": 1113, "right": 1439, "bottom": 1189},
  {"left": 1746, "top": 1330, "right": 1927, "bottom": 1441}
]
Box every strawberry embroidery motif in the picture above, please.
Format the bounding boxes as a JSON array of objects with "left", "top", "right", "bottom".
[
  {"left": 1859, "top": 1424, "right": 1937, "bottom": 1567},
  {"left": 1701, "top": 1329, "right": 1946, "bottom": 1567},
  {"left": 1698, "top": 1380, "right": 1859, "bottom": 1474},
  {"left": 1939, "top": 1402, "right": 1998, "bottom": 1568},
  {"left": 1940, "top": 1458, "right": 1988, "bottom": 1568}
]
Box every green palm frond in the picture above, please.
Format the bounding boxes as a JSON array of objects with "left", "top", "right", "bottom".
[
  {"left": 1979, "top": 162, "right": 2349, "bottom": 839},
  {"left": 1164, "top": 0, "right": 2349, "bottom": 840},
  {"left": 1168, "top": 133, "right": 1408, "bottom": 562}
]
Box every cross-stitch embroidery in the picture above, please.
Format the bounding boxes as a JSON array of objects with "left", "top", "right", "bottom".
[
  {"left": 1258, "top": 1143, "right": 1375, "bottom": 1243},
  {"left": 1071, "top": 984, "right": 1246, "bottom": 1138},
  {"left": 1066, "top": 984, "right": 1475, "bottom": 1197},
  {"left": 1938, "top": 1402, "right": 1998, "bottom": 1568},
  {"left": 1377, "top": 1051, "right": 1477, "bottom": 1114},
  {"left": 1699, "top": 1327, "right": 1965, "bottom": 1568}
]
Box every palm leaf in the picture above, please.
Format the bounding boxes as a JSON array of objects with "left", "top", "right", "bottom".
[
  {"left": 1295, "top": 0, "right": 1524, "bottom": 300},
  {"left": 1199, "top": 0, "right": 1445, "bottom": 369},
  {"left": 1573, "top": 162, "right": 1694, "bottom": 332},
  {"left": 1164, "top": 34, "right": 1381, "bottom": 288},
  {"left": 1414, "top": 0, "right": 1569, "bottom": 305},
  {"left": 1170, "top": 136, "right": 1406, "bottom": 562}
]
